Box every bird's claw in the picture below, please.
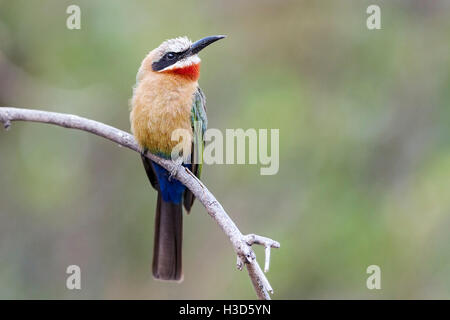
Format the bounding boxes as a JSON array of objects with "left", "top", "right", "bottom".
[{"left": 168, "top": 158, "right": 184, "bottom": 181}]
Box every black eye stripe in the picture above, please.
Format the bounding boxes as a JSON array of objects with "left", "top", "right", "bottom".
[{"left": 152, "top": 49, "right": 190, "bottom": 71}]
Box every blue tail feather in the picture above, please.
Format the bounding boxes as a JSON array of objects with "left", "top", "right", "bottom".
[{"left": 152, "top": 161, "right": 191, "bottom": 204}]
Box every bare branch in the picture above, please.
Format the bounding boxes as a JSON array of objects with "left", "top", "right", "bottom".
[
  {"left": 0, "top": 107, "right": 280, "bottom": 300},
  {"left": 244, "top": 234, "right": 280, "bottom": 273}
]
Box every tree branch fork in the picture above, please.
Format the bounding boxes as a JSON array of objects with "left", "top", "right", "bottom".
[{"left": 0, "top": 107, "right": 280, "bottom": 300}]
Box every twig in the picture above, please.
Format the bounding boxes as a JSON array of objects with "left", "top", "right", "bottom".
[
  {"left": 0, "top": 107, "right": 280, "bottom": 300},
  {"left": 244, "top": 234, "right": 280, "bottom": 273}
]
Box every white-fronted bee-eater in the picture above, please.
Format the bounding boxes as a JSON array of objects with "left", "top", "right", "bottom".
[{"left": 130, "top": 35, "right": 225, "bottom": 281}]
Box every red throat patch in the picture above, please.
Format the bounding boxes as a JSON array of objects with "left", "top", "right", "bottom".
[{"left": 164, "top": 63, "right": 201, "bottom": 81}]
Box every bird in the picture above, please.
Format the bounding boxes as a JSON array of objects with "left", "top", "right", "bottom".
[{"left": 130, "top": 35, "right": 225, "bottom": 281}]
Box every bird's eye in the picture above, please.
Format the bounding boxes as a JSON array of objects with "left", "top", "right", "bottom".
[{"left": 166, "top": 52, "right": 176, "bottom": 60}]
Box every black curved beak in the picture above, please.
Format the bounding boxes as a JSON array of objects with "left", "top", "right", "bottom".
[{"left": 189, "top": 35, "right": 226, "bottom": 55}]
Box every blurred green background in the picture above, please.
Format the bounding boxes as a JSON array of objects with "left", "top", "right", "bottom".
[{"left": 1, "top": 0, "right": 450, "bottom": 299}]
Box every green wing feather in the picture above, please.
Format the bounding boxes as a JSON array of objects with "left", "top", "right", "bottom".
[{"left": 183, "top": 87, "right": 207, "bottom": 213}]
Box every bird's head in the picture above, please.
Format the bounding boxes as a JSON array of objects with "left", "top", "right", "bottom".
[{"left": 138, "top": 35, "right": 225, "bottom": 82}]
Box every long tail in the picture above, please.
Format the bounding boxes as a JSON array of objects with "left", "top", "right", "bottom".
[{"left": 152, "top": 192, "right": 183, "bottom": 281}]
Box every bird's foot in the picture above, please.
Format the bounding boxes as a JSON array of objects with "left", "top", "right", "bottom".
[{"left": 168, "top": 157, "right": 184, "bottom": 181}]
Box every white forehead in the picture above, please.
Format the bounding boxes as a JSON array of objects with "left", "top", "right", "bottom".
[{"left": 154, "top": 36, "right": 192, "bottom": 58}]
